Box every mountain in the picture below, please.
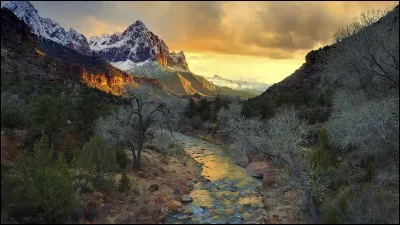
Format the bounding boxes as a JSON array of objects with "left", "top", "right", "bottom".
[
  {"left": 3, "top": 1, "right": 91, "bottom": 55},
  {"left": 1, "top": 7, "right": 171, "bottom": 96},
  {"left": 87, "top": 20, "right": 225, "bottom": 96},
  {"left": 87, "top": 20, "right": 190, "bottom": 72},
  {"left": 242, "top": 5, "right": 399, "bottom": 120},
  {"left": 3, "top": 1, "right": 254, "bottom": 98},
  {"left": 206, "top": 75, "right": 270, "bottom": 95}
]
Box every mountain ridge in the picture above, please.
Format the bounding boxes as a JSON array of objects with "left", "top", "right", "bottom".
[
  {"left": 242, "top": 5, "right": 399, "bottom": 119},
  {"left": 206, "top": 75, "right": 270, "bottom": 95},
  {"left": 3, "top": 1, "right": 91, "bottom": 55},
  {"left": 1, "top": 7, "right": 172, "bottom": 96},
  {"left": 3, "top": 0, "right": 255, "bottom": 98}
]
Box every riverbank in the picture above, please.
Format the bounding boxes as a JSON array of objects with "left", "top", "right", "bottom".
[
  {"left": 179, "top": 129, "right": 312, "bottom": 224},
  {"left": 78, "top": 147, "right": 202, "bottom": 224},
  {"left": 164, "top": 132, "right": 266, "bottom": 224}
]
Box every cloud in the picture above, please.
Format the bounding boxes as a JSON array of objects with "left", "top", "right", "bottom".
[
  {"left": 149, "top": 1, "right": 396, "bottom": 59},
  {"left": 82, "top": 16, "right": 125, "bottom": 37},
  {"left": 242, "top": 2, "right": 343, "bottom": 51},
  {"left": 15, "top": 1, "right": 397, "bottom": 59}
]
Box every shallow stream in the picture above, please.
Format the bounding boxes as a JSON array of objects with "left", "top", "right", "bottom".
[{"left": 164, "top": 132, "right": 264, "bottom": 224}]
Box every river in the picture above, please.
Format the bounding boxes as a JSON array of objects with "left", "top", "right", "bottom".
[{"left": 164, "top": 132, "right": 265, "bottom": 224}]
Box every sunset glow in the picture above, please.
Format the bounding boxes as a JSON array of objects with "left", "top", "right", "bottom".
[{"left": 2, "top": 1, "right": 395, "bottom": 84}]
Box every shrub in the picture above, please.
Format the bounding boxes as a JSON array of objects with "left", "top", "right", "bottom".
[
  {"left": 167, "top": 142, "right": 185, "bottom": 156},
  {"left": 322, "top": 184, "right": 399, "bottom": 224},
  {"left": 28, "top": 94, "right": 72, "bottom": 145},
  {"left": 299, "top": 106, "right": 330, "bottom": 125},
  {"left": 116, "top": 148, "right": 128, "bottom": 170},
  {"left": 327, "top": 90, "right": 399, "bottom": 157},
  {"left": 1, "top": 106, "right": 23, "bottom": 128},
  {"left": 152, "top": 130, "right": 173, "bottom": 154},
  {"left": 60, "top": 136, "right": 78, "bottom": 167},
  {"left": 310, "top": 126, "right": 334, "bottom": 169},
  {"left": 12, "top": 135, "right": 75, "bottom": 223},
  {"left": 118, "top": 170, "right": 131, "bottom": 193},
  {"left": 183, "top": 156, "right": 189, "bottom": 166},
  {"left": 4, "top": 128, "right": 17, "bottom": 141},
  {"left": 185, "top": 98, "right": 196, "bottom": 118},
  {"left": 77, "top": 135, "right": 117, "bottom": 175},
  {"left": 364, "top": 162, "right": 376, "bottom": 182}
]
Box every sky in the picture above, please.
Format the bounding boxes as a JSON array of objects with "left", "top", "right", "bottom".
[{"left": 1, "top": 1, "right": 397, "bottom": 84}]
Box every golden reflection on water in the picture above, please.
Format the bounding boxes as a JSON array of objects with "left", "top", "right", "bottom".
[
  {"left": 189, "top": 189, "right": 214, "bottom": 208},
  {"left": 170, "top": 132, "right": 264, "bottom": 222}
]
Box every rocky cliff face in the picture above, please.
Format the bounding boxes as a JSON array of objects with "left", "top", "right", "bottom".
[
  {"left": 88, "top": 21, "right": 169, "bottom": 66},
  {"left": 88, "top": 20, "right": 190, "bottom": 72},
  {"left": 1, "top": 7, "right": 171, "bottom": 96},
  {"left": 167, "top": 51, "right": 190, "bottom": 71},
  {"left": 3, "top": 1, "right": 252, "bottom": 98},
  {"left": 3, "top": 1, "right": 91, "bottom": 55}
]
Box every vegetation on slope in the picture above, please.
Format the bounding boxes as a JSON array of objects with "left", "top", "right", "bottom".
[{"left": 217, "top": 5, "right": 399, "bottom": 224}]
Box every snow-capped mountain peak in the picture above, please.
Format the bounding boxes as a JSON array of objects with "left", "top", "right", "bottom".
[
  {"left": 88, "top": 19, "right": 191, "bottom": 72},
  {"left": 3, "top": 1, "right": 91, "bottom": 55},
  {"left": 206, "top": 75, "right": 270, "bottom": 95},
  {"left": 3, "top": 1, "right": 190, "bottom": 72}
]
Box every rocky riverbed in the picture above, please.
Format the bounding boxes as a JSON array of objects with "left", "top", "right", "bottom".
[{"left": 164, "top": 132, "right": 266, "bottom": 224}]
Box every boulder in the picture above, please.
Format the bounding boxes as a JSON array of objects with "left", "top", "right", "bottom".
[
  {"left": 166, "top": 200, "right": 183, "bottom": 211},
  {"left": 245, "top": 161, "right": 270, "bottom": 178},
  {"left": 181, "top": 195, "right": 193, "bottom": 203}
]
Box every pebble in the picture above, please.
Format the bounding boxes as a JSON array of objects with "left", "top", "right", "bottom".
[{"left": 181, "top": 195, "right": 193, "bottom": 202}]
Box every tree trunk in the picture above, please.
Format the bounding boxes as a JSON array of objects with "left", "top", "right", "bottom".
[
  {"left": 135, "top": 139, "right": 143, "bottom": 170},
  {"left": 305, "top": 189, "right": 318, "bottom": 224},
  {"left": 131, "top": 145, "right": 137, "bottom": 169}
]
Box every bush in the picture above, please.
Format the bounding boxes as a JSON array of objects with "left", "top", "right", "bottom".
[
  {"left": 242, "top": 95, "right": 275, "bottom": 119},
  {"left": 116, "top": 148, "right": 128, "bottom": 170},
  {"left": 322, "top": 184, "right": 399, "bottom": 224},
  {"left": 299, "top": 106, "right": 330, "bottom": 125},
  {"left": 310, "top": 126, "right": 334, "bottom": 169},
  {"left": 307, "top": 166, "right": 335, "bottom": 207},
  {"left": 27, "top": 94, "right": 72, "bottom": 145},
  {"left": 327, "top": 90, "right": 399, "bottom": 157},
  {"left": 168, "top": 143, "right": 185, "bottom": 156},
  {"left": 152, "top": 130, "right": 185, "bottom": 156},
  {"left": 4, "top": 128, "right": 17, "bottom": 141},
  {"left": 364, "top": 162, "right": 376, "bottom": 182},
  {"left": 11, "top": 135, "right": 76, "bottom": 223},
  {"left": 77, "top": 135, "right": 117, "bottom": 175},
  {"left": 118, "top": 170, "right": 131, "bottom": 193},
  {"left": 1, "top": 106, "right": 24, "bottom": 128}
]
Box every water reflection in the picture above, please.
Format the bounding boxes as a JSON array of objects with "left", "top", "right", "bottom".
[{"left": 164, "top": 132, "right": 264, "bottom": 224}]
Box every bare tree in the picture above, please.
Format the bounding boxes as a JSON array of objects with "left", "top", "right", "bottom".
[
  {"left": 333, "top": 8, "right": 391, "bottom": 43},
  {"left": 327, "top": 89, "right": 399, "bottom": 156},
  {"left": 219, "top": 104, "right": 318, "bottom": 223},
  {"left": 322, "top": 7, "right": 399, "bottom": 97},
  {"left": 266, "top": 107, "right": 317, "bottom": 224},
  {"left": 217, "top": 102, "right": 269, "bottom": 158},
  {"left": 96, "top": 85, "right": 176, "bottom": 170}
]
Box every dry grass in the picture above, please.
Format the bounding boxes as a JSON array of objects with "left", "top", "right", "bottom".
[{"left": 97, "top": 147, "right": 201, "bottom": 224}]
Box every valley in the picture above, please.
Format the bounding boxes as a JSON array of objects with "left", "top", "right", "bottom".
[{"left": 1, "top": 1, "right": 399, "bottom": 225}]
